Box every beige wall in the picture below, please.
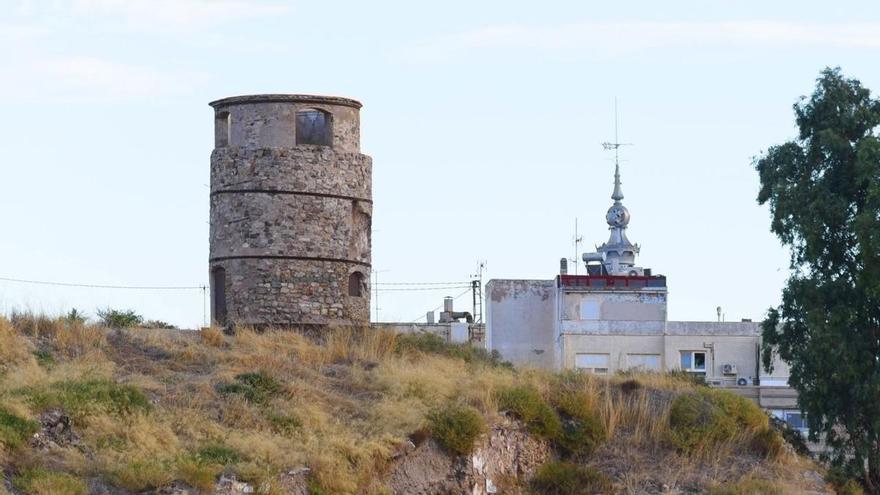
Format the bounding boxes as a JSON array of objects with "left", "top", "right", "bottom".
[
  {"left": 486, "top": 279, "right": 557, "bottom": 369},
  {"left": 561, "top": 334, "right": 665, "bottom": 372},
  {"left": 663, "top": 335, "right": 761, "bottom": 384},
  {"left": 561, "top": 290, "right": 666, "bottom": 322}
]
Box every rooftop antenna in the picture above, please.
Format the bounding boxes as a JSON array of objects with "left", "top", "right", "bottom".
[
  {"left": 601, "top": 98, "right": 632, "bottom": 200},
  {"left": 570, "top": 218, "right": 583, "bottom": 275}
]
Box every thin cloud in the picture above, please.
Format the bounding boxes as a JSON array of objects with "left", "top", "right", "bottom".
[
  {"left": 403, "top": 20, "right": 880, "bottom": 61},
  {"left": 0, "top": 56, "right": 208, "bottom": 101},
  {"left": 16, "top": 0, "right": 291, "bottom": 30}
]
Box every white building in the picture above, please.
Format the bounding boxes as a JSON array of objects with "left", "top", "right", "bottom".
[{"left": 485, "top": 156, "right": 803, "bottom": 431}]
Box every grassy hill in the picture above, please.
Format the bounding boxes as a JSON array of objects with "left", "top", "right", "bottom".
[{"left": 0, "top": 314, "right": 833, "bottom": 494}]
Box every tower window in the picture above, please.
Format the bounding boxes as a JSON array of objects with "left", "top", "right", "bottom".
[
  {"left": 348, "top": 271, "right": 365, "bottom": 297},
  {"left": 215, "top": 111, "right": 231, "bottom": 147},
  {"left": 296, "top": 109, "right": 332, "bottom": 146},
  {"left": 212, "top": 266, "right": 227, "bottom": 326}
]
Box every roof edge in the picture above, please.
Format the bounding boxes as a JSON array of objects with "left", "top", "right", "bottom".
[{"left": 209, "top": 94, "right": 362, "bottom": 109}]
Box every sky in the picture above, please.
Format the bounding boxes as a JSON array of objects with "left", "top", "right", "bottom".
[{"left": 1, "top": 0, "right": 879, "bottom": 328}]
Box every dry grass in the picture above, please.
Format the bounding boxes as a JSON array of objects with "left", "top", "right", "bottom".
[{"left": 0, "top": 314, "right": 827, "bottom": 494}]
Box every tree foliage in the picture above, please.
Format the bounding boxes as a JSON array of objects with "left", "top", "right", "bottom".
[{"left": 756, "top": 67, "right": 880, "bottom": 492}]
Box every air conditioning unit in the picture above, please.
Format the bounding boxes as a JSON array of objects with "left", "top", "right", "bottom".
[{"left": 721, "top": 364, "right": 738, "bottom": 375}]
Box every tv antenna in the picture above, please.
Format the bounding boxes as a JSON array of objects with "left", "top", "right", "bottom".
[
  {"left": 601, "top": 98, "right": 632, "bottom": 168},
  {"left": 570, "top": 218, "right": 583, "bottom": 275}
]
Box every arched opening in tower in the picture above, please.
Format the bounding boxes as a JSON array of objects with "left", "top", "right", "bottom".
[
  {"left": 212, "top": 266, "right": 227, "bottom": 326},
  {"left": 348, "top": 271, "right": 365, "bottom": 297}
]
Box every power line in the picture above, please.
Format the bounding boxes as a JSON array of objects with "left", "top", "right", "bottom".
[
  {"left": 0, "top": 276, "right": 204, "bottom": 291},
  {"left": 375, "top": 286, "right": 471, "bottom": 292},
  {"left": 375, "top": 281, "right": 468, "bottom": 286}
]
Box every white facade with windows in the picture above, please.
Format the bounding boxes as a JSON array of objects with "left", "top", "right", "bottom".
[{"left": 485, "top": 152, "right": 801, "bottom": 432}]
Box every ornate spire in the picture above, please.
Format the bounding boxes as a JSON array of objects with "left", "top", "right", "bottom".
[{"left": 611, "top": 162, "right": 624, "bottom": 202}]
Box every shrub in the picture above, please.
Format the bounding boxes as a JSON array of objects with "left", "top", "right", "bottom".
[
  {"left": 97, "top": 308, "right": 143, "bottom": 328},
  {"left": 708, "top": 477, "right": 784, "bottom": 495},
  {"left": 529, "top": 461, "right": 612, "bottom": 495},
  {"left": 266, "top": 413, "right": 302, "bottom": 434},
  {"left": 496, "top": 386, "right": 561, "bottom": 440},
  {"left": 769, "top": 415, "right": 810, "bottom": 457},
  {"left": 395, "top": 333, "right": 511, "bottom": 368},
  {"left": 26, "top": 379, "right": 151, "bottom": 419},
  {"left": 556, "top": 415, "right": 605, "bottom": 458},
  {"left": 12, "top": 467, "right": 86, "bottom": 495},
  {"left": 63, "top": 309, "right": 88, "bottom": 324},
  {"left": 427, "top": 404, "right": 486, "bottom": 455},
  {"left": 216, "top": 371, "right": 283, "bottom": 404},
  {"left": 200, "top": 327, "right": 225, "bottom": 347},
  {"left": 176, "top": 457, "right": 220, "bottom": 492},
  {"left": 751, "top": 427, "right": 785, "bottom": 460},
  {"left": 668, "top": 388, "right": 769, "bottom": 453},
  {"left": 32, "top": 350, "right": 55, "bottom": 368},
  {"left": 142, "top": 320, "right": 177, "bottom": 330},
  {"left": 104, "top": 458, "right": 174, "bottom": 491},
  {"left": 196, "top": 443, "right": 242, "bottom": 465},
  {"left": 550, "top": 388, "right": 605, "bottom": 457},
  {"left": 0, "top": 407, "right": 39, "bottom": 450}
]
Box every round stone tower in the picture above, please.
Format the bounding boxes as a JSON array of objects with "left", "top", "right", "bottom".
[{"left": 209, "top": 94, "right": 371, "bottom": 328}]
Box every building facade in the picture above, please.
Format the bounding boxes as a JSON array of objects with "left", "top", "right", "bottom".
[
  {"left": 486, "top": 156, "right": 801, "bottom": 427},
  {"left": 209, "top": 94, "right": 372, "bottom": 328}
]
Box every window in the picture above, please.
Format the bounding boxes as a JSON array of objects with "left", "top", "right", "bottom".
[
  {"left": 627, "top": 354, "right": 661, "bottom": 371},
  {"left": 575, "top": 353, "right": 610, "bottom": 375},
  {"left": 348, "top": 271, "right": 365, "bottom": 297},
  {"left": 296, "top": 108, "right": 332, "bottom": 146},
  {"left": 783, "top": 411, "right": 806, "bottom": 432},
  {"left": 215, "top": 111, "right": 231, "bottom": 147},
  {"left": 211, "top": 267, "right": 227, "bottom": 326},
  {"left": 680, "top": 351, "right": 707, "bottom": 375}
]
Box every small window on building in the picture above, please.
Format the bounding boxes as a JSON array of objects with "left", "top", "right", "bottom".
[
  {"left": 575, "top": 353, "right": 610, "bottom": 375},
  {"left": 296, "top": 108, "right": 332, "bottom": 146},
  {"left": 784, "top": 411, "right": 806, "bottom": 431},
  {"left": 680, "top": 351, "right": 707, "bottom": 376},
  {"left": 215, "top": 111, "right": 231, "bottom": 147},
  {"left": 348, "top": 271, "right": 365, "bottom": 297},
  {"left": 627, "top": 353, "right": 661, "bottom": 371}
]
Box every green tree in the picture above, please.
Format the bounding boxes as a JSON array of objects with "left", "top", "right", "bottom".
[{"left": 756, "top": 67, "right": 880, "bottom": 493}]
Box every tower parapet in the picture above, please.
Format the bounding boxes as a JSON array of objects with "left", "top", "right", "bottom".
[{"left": 209, "top": 94, "right": 372, "bottom": 327}]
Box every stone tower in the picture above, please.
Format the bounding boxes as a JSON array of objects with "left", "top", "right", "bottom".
[{"left": 209, "top": 94, "right": 372, "bottom": 328}]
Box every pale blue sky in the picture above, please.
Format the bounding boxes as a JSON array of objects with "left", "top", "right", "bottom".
[{"left": 1, "top": 0, "right": 878, "bottom": 328}]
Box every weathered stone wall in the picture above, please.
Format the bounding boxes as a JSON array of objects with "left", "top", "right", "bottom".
[{"left": 209, "top": 94, "right": 371, "bottom": 327}]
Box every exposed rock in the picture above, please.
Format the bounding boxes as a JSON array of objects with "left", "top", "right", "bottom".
[
  {"left": 30, "top": 408, "right": 83, "bottom": 452},
  {"left": 388, "top": 416, "right": 550, "bottom": 495}
]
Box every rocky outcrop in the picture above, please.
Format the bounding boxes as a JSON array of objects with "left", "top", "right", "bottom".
[{"left": 388, "top": 416, "right": 551, "bottom": 494}]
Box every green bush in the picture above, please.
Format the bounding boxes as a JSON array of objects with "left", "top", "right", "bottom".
[
  {"left": 428, "top": 403, "right": 486, "bottom": 455},
  {"left": 26, "top": 379, "right": 151, "bottom": 419},
  {"left": 550, "top": 388, "right": 605, "bottom": 457},
  {"left": 196, "top": 443, "right": 242, "bottom": 465},
  {"left": 97, "top": 308, "right": 143, "bottom": 328},
  {"left": 12, "top": 467, "right": 87, "bottom": 495},
  {"left": 266, "top": 413, "right": 302, "bottom": 434},
  {"left": 708, "top": 477, "right": 784, "bottom": 495},
  {"left": 556, "top": 415, "right": 605, "bottom": 458},
  {"left": 0, "top": 407, "right": 39, "bottom": 449},
  {"left": 216, "top": 371, "right": 283, "bottom": 404},
  {"left": 141, "top": 320, "right": 177, "bottom": 330},
  {"left": 395, "top": 333, "right": 511, "bottom": 368},
  {"left": 496, "top": 386, "right": 561, "bottom": 440},
  {"left": 529, "top": 461, "right": 612, "bottom": 495},
  {"left": 668, "top": 388, "right": 771, "bottom": 453},
  {"left": 32, "top": 349, "right": 55, "bottom": 368},
  {"left": 63, "top": 308, "right": 88, "bottom": 324}
]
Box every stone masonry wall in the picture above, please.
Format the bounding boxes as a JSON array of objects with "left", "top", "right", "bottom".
[{"left": 209, "top": 95, "right": 371, "bottom": 327}]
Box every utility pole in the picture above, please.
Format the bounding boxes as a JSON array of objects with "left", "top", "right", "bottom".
[{"left": 471, "top": 261, "right": 486, "bottom": 324}]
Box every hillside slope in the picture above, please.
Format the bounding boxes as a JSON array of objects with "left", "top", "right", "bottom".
[{"left": 0, "top": 315, "right": 831, "bottom": 494}]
